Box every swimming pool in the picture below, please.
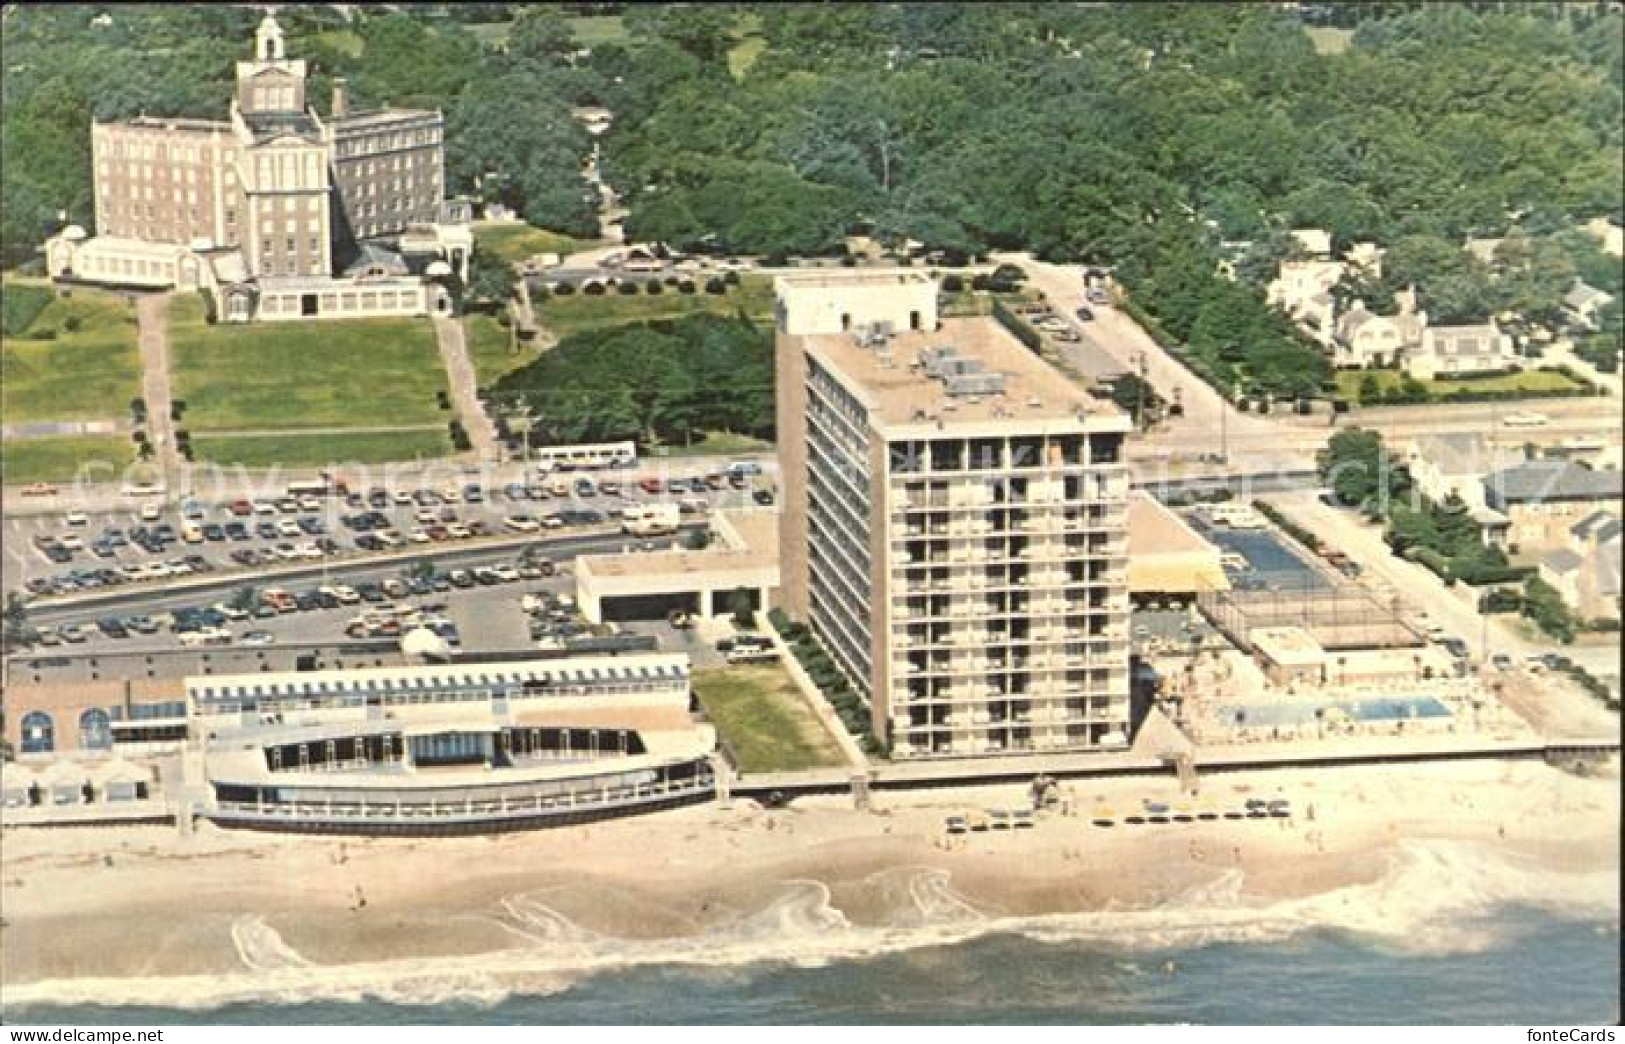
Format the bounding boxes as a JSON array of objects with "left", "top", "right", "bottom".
[{"left": 1216, "top": 697, "right": 1453, "bottom": 728}]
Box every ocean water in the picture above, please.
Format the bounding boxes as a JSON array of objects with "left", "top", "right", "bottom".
[{"left": 5, "top": 843, "right": 1618, "bottom": 1025}]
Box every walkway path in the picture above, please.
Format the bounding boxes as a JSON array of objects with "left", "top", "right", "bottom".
[
  {"left": 135, "top": 292, "right": 182, "bottom": 490},
  {"left": 200, "top": 423, "right": 447, "bottom": 438},
  {"left": 0, "top": 418, "right": 129, "bottom": 440},
  {"left": 431, "top": 314, "right": 500, "bottom": 462}
]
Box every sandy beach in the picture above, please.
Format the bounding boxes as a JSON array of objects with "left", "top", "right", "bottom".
[{"left": 1, "top": 758, "right": 1617, "bottom": 1009}]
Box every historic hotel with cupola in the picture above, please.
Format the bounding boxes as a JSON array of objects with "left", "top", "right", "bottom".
[{"left": 44, "top": 12, "right": 471, "bottom": 322}]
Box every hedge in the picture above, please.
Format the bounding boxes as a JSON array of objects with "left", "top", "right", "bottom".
[{"left": 992, "top": 298, "right": 1042, "bottom": 354}]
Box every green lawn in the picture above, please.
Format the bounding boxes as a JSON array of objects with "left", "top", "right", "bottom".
[
  {"left": 308, "top": 28, "right": 364, "bottom": 57},
  {"left": 567, "top": 14, "right": 629, "bottom": 48},
  {"left": 1336, "top": 367, "right": 1591, "bottom": 404},
  {"left": 466, "top": 313, "right": 545, "bottom": 388},
  {"left": 473, "top": 222, "right": 602, "bottom": 265},
  {"left": 647, "top": 431, "right": 774, "bottom": 457},
  {"left": 191, "top": 430, "right": 452, "bottom": 469},
  {"left": 167, "top": 295, "right": 450, "bottom": 432},
  {"left": 1, "top": 435, "right": 134, "bottom": 485},
  {"left": 1, "top": 284, "right": 141, "bottom": 424},
  {"left": 538, "top": 277, "right": 775, "bottom": 340},
  {"left": 1306, "top": 27, "right": 1354, "bottom": 55},
  {"left": 692, "top": 665, "right": 848, "bottom": 774},
  {"left": 727, "top": 12, "right": 766, "bottom": 79}
]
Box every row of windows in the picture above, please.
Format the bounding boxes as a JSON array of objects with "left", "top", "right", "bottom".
[
  {"left": 335, "top": 129, "right": 442, "bottom": 159},
  {"left": 19, "top": 709, "right": 111, "bottom": 753},
  {"left": 99, "top": 140, "right": 218, "bottom": 164}
]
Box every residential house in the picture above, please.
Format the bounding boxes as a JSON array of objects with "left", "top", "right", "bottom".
[
  {"left": 1404, "top": 322, "right": 1517, "bottom": 380},
  {"left": 1332, "top": 291, "right": 1426, "bottom": 369},
  {"left": 1539, "top": 511, "right": 1622, "bottom": 623},
  {"left": 1266, "top": 259, "right": 1343, "bottom": 346},
  {"left": 1404, "top": 433, "right": 1519, "bottom": 547},
  {"left": 1583, "top": 216, "right": 1623, "bottom": 259},
  {"left": 1483, "top": 460, "right": 1624, "bottom": 553},
  {"left": 1290, "top": 228, "right": 1333, "bottom": 259},
  {"left": 1564, "top": 279, "right": 1615, "bottom": 330}
]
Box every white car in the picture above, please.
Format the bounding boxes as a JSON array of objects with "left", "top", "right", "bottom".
[
  {"left": 214, "top": 603, "right": 249, "bottom": 622},
  {"left": 240, "top": 631, "right": 276, "bottom": 647},
  {"left": 277, "top": 519, "right": 303, "bottom": 537},
  {"left": 489, "top": 565, "right": 521, "bottom": 582},
  {"left": 65, "top": 511, "right": 89, "bottom": 526},
  {"left": 254, "top": 501, "right": 278, "bottom": 515},
  {"left": 504, "top": 515, "right": 540, "bottom": 533},
  {"left": 393, "top": 490, "right": 415, "bottom": 505},
  {"left": 408, "top": 528, "right": 432, "bottom": 544},
  {"left": 1503, "top": 411, "right": 1549, "bottom": 428},
  {"left": 57, "top": 534, "right": 85, "bottom": 551},
  {"left": 415, "top": 508, "right": 439, "bottom": 525},
  {"left": 332, "top": 585, "right": 361, "bottom": 605},
  {"left": 297, "top": 495, "right": 321, "bottom": 512},
  {"left": 139, "top": 504, "right": 162, "bottom": 521}
]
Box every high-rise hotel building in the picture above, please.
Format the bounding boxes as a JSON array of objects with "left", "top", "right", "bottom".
[{"left": 775, "top": 273, "right": 1135, "bottom": 760}]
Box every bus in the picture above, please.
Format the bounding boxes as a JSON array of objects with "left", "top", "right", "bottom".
[
  {"left": 285, "top": 478, "right": 332, "bottom": 498},
  {"left": 531, "top": 441, "right": 638, "bottom": 473}
]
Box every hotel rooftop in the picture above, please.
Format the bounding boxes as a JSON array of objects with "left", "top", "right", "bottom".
[{"left": 801, "top": 317, "right": 1125, "bottom": 431}]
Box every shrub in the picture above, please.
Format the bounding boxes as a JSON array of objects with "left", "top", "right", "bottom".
[
  {"left": 553, "top": 281, "right": 576, "bottom": 296},
  {"left": 677, "top": 280, "right": 697, "bottom": 295},
  {"left": 449, "top": 419, "right": 471, "bottom": 451},
  {"left": 941, "top": 273, "right": 964, "bottom": 293},
  {"left": 63, "top": 316, "right": 82, "bottom": 333},
  {"left": 645, "top": 279, "right": 663, "bottom": 294},
  {"left": 764, "top": 251, "right": 789, "bottom": 267},
  {"left": 617, "top": 280, "right": 640, "bottom": 295},
  {"left": 583, "top": 281, "right": 607, "bottom": 296},
  {"left": 722, "top": 270, "right": 741, "bottom": 286}
]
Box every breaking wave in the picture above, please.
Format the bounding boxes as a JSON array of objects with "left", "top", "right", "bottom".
[{"left": 5, "top": 840, "right": 1615, "bottom": 1012}]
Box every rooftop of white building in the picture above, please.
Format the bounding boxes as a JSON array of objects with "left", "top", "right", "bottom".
[{"left": 803, "top": 317, "right": 1128, "bottom": 432}]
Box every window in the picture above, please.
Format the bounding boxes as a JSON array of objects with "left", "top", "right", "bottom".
[
  {"left": 21, "top": 711, "right": 54, "bottom": 754},
  {"left": 78, "top": 709, "right": 113, "bottom": 751}
]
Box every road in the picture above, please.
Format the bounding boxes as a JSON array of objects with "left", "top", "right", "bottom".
[
  {"left": 1262, "top": 488, "right": 1621, "bottom": 687},
  {"left": 1007, "top": 252, "right": 1621, "bottom": 477}
]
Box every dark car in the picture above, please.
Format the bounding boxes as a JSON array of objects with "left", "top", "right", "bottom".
[
  {"left": 314, "top": 590, "right": 341, "bottom": 609},
  {"left": 98, "top": 618, "right": 129, "bottom": 639},
  {"left": 199, "top": 608, "right": 227, "bottom": 627},
  {"left": 202, "top": 524, "right": 226, "bottom": 542},
  {"left": 297, "top": 517, "right": 324, "bottom": 535},
  {"left": 464, "top": 484, "right": 485, "bottom": 503},
  {"left": 295, "top": 591, "right": 323, "bottom": 612},
  {"left": 753, "top": 488, "right": 776, "bottom": 505},
  {"left": 358, "top": 583, "right": 386, "bottom": 602},
  {"left": 1075, "top": 306, "right": 1094, "bottom": 321},
  {"left": 257, "top": 521, "right": 279, "bottom": 540},
  {"left": 225, "top": 522, "right": 251, "bottom": 541}
]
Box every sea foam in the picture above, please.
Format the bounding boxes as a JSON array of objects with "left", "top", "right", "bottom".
[{"left": 4, "top": 840, "right": 1616, "bottom": 1012}]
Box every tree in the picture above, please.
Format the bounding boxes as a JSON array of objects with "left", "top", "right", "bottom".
[
  {"left": 504, "top": 8, "right": 580, "bottom": 66},
  {"left": 728, "top": 587, "right": 756, "bottom": 630},
  {"left": 466, "top": 249, "right": 516, "bottom": 311},
  {"left": 2, "top": 592, "right": 32, "bottom": 652},
  {"left": 227, "top": 585, "right": 260, "bottom": 613}
]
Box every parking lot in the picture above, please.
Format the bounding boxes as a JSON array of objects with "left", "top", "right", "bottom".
[{"left": 4, "top": 462, "right": 777, "bottom": 601}]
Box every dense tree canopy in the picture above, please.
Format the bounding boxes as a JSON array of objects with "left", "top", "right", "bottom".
[
  {"left": 489, "top": 313, "right": 772, "bottom": 447},
  {"left": 4, "top": 3, "right": 1620, "bottom": 394}
]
